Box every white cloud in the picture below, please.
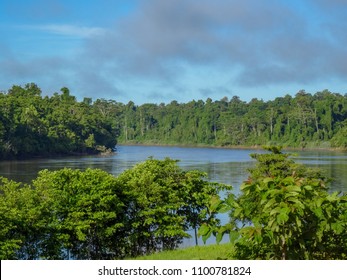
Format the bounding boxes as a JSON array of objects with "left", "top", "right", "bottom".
[{"left": 21, "top": 24, "right": 106, "bottom": 38}]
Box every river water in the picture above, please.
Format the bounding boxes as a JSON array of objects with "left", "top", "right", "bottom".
[{"left": 1, "top": 145, "right": 346, "bottom": 246}]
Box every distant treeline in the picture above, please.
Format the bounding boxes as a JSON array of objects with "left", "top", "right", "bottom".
[
  {"left": 117, "top": 89, "right": 347, "bottom": 149},
  {"left": 0, "top": 83, "right": 119, "bottom": 159},
  {"left": 1, "top": 84, "right": 347, "bottom": 159}
]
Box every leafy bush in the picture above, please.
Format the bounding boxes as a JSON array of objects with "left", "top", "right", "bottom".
[
  {"left": 0, "top": 159, "right": 230, "bottom": 259},
  {"left": 116, "top": 158, "right": 231, "bottom": 257},
  {"left": 200, "top": 146, "right": 347, "bottom": 259}
]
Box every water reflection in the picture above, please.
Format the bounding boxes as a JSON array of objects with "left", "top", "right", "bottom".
[{"left": 0, "top": 146, "right": 346, "bottom": 194}]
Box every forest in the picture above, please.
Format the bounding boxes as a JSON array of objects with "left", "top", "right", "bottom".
[
  {"left": 117, "top": 89, "right": 347, "bottom": 149},
  {"left": 2, "top": 83, "right": 347, "bottom": 160},
  {"left": 1, "top": 83, "right": 347, "bottom": 259},
  {"left": 0, "top": 83, "right": 119, "bottom": 159}
]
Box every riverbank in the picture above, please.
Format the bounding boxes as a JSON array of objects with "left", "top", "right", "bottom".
[
  {"left": 117, "top": 140, "right": 347, "bottom": 152},
  {"left": 0, "top": 145, "right": 115, "bottom": 161}
]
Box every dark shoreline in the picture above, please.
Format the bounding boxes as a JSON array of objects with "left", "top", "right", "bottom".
[
  {"left": 1, "top": 142, "right": 346, "bottom": 162},
  {"left": 117, "top": 141, "right": 347, "bottom": 152},
  {"left": 0, "top": 150, "right": 115, "bottom": 161}
]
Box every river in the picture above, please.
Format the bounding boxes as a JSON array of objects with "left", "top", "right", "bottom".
[{"left": 1, "top": 145, "right": 346, "bottom": 246}]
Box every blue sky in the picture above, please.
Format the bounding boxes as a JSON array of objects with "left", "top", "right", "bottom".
[{"left": 1, "top": 0, "right": 347, "bottom": 104}]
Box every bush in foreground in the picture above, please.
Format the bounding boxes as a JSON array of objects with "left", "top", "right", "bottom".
[{"left": 200, "top": 146, "right": 347, "bottom": 259}]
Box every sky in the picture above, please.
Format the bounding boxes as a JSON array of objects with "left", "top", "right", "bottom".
[{"left": 1, "top": 0, "right": 347, "bottom": 104}]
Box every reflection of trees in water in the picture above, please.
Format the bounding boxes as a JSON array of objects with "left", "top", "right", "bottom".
[{"left": 0, "top": 147, "right": 346, "bottom": 193}]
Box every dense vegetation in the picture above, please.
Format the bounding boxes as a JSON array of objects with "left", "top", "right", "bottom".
[
  {"left": 1, "top": 84, "right": 347, "bottom": 160},
  {"left": 1, "top": 83, "right": 347, "bottom": 259},
  {"left": 200, "top": 146, "right": 347, "bottom": 260},
  {"left": 0, "top": 158, "right": 229, "bottom": 259},
  {"left": 1, "top": 146, "right": 347, "bottom": 260},
  {"left": 0, "top": 83, "right": 119, "bottom": 159},
  {"left": 117, "top": 90, "right": 347, "bottom": 149}
]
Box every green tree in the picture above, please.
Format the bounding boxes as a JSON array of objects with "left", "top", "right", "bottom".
[
  {"left": 0, "top": 178, "right": 26, "bottom": 259},
  {"left": 0, "top": 84, "right": 119, "bottom": 159},
  {"left": 116, "top": 158, "right": 229, "bottom": 256},
  {"left": 200, "top": 146, "right": 347, "bottom": 260},
  {"left": 32, "top": 168, "right": 127, "bottom": 259},
  {"left": 0, "top": 177, "right": 49, "bottom": 259}
]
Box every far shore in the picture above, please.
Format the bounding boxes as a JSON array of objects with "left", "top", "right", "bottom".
[
  {"left": 117, "top": 141, "right": 347, "bottom": 152},
  {"left": 1, "top": 142, "right": 345, "bottom": 162}
]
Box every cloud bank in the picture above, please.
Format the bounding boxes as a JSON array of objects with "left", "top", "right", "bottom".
[{"left": 1, "top": 0, "right": 347, "bottom": 102}]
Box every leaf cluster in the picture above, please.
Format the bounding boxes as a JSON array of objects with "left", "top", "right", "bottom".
[
  {"left": 0, "top": 158, "right": 229, "bottom": 259},
  {"left": 199, "top": 146, "right": 347, "bottom": 259}
]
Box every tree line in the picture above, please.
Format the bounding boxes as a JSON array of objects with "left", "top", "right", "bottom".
[
  {"left": 0, "top": 158, "right": 228, "bottom": 259},
  {"left": 0, "top": 83, "right": 119, "bottom": 159},
  {"left": 1, "top": 84, "right": 347, "bottom": 160},
  {"left": 117, "top": 90, "right": 347, "bottom": 149}
]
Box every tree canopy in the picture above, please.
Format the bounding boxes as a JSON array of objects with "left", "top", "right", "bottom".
[
  {"left": 1, "top": 84, "right": 347, "bottom": 160},
  {"left": 0, "top": 158, "right": 229, "bottom": 259},
  {"left": 0, "top": 83, "right": 119, "bottom": 159},
  {"left": 115, "top": 89, "right": 347, "bottom": 149}
]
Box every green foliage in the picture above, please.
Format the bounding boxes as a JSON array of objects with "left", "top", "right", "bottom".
[
  {"left": 116, "top": 158, "right": 231, "bottom": 257},
  {"left": 0, "top": 158, "right": 228, "bottom": 259},
  {"left": 0, "top": 177, "right": 47, "bottom": 259},
  {"left": 200, "top": 146, "right": 347, "bottom": 259},
  {"left": 331, "top": 122, "right": 347, "bottom": 148},
  {"left": 32, "top": 168, "right": 126, "bottom": 259},
  {"left": 2, "top": 84, "right": 347, "bottom": 157},
  {"left": 0, "top": 178, "right": 26, "bottom": 259},
  {"left": 115, "top": 90, "right": 347, "bottom": 149},
  {"left": 0, "top": 84, "right": 118, "bottom": 159}
]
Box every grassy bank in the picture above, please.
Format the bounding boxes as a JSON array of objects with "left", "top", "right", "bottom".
[{"left": 128, "top": 243, "right": 235, "bottom": 260}]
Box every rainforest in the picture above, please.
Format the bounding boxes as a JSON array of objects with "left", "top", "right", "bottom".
[
  {"left": 1, "top": 83, "right": 347, "bottom": 160},
  {"left": 1, "top": 83, "right": 347, "bottom": 260}
]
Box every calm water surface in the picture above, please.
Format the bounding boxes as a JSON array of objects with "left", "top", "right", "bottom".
[
  {"left": 1, "top": 145, "right": 346, "bottom": 192},
  {"left": 1, "top": 145, "right": 346, "bottom": 246}
]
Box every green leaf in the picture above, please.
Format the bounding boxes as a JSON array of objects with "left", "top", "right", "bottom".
[
  {"left": 313, "top": 208, "right": 324, "bottom": 219},
  {"left": 229, "top": 230, "right": 240, "bottom": 244},
  {"left": 218, "top": 201, "right": 232, "bottom": 213},
  {"left": 286, "top": 185, "right": 301, "bottom": 193},
  {"left": 282, "top": 177, "right": 295, "bottom": 185},
  {"left": 209, "top": 196, "right": 222, "bottom": 212},
  {"left": 287, "top": 197, "right": 305, "bottom": 209},
  {"left": 240, "top": 182, "right": 251, "bottom": 191},
  {"left": 269, "top": 207, "right": 281, "bottom": 216},
  {"left": 277, "top": 212, "right": 289, "bottom": 225},
  {"left": 216, "top": 232, "right": 223, "bottom": 244},
  {"left": 264, "top": 198, "right": 276, "bottom": 210},
  {"left": 233, "top": 207, "right": 243, "bottom": 218},
  {"left": 331, "top": 222, "right": 344, "bottom": 234},
  {"left": 198, "top": 224, "right": 210, "bottom": 236},
  {"left": 284, "top": 191, "right": 299, "bottom": 199},
  {"left": 202, "top": 230, "right": 212, "bottom": 244}
]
